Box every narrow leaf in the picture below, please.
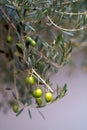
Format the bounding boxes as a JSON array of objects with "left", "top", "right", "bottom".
[
  {"left": 63, "top": 83, "right": 67, "bottom": 93},
  {"left": 37, "top": 109, "right": 46, "bottom": 120},
  {"left": 16, "top": 108, "right": 24, "bottom": 116},
  {"left": 55, "top": 34, "right": 61, "bottom": 45},
  {"left": 57, "top": 85, "right": 59, "bottom": 96},
  {"left": 16, "top": 43, "right": 23, "bottom": 54},
  {"left": 12, "top": 92, "right": 17, "bottom": 100},
  {"left": 28, "top": 108, "right": 32, "bottom": 119}
]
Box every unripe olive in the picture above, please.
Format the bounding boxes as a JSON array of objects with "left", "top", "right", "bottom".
[
  {"left": 32, "top": 88, "right": 42, "bottom": 98},
  {"left": 6, "top": 35, "right": 12, "bottom": 43},
  {"left": 25, "top": 76, "right": 35, "bottom": 85},
  {"left": 45, "top": 92, "right": 53, "bottom": 103},
  {"left": 26, "top": 36, "right": 36, "bottom": 47},
  {"left": 12, "top": 104, "right": 19, "bottom": 113},
  {"left": 35, "top": 98, "right": 42, "bottom": 105}
]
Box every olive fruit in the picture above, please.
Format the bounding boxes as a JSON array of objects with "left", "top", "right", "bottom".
[
  {"left": 45, "top": 92, "right": 53, "bottom": 103},
  {"left": 32, "top": 88, "right": 42, "bottom": 98},
  {"left": 25, "top": 76, "right": 35, "bottom": 85},
  {"left": 26, "top": 36, "right": 36, "bottom": 47},
  {"left": 35, "top": 98, "right": 42, "bottom": 105},
  {"left": 30, "top": 40, "right": 36, "bottom": 47},
  {"left": 12, "top": 104, "right": 19, "bottom": 113},
  {"left": 6, "top": 35, "right": 12, "bottom": 43}
]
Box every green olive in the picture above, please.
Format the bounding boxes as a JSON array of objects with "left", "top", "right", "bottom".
[
  {"left": 35, "top": 98, "right": 42, "bottom": 105},
  {"left": 25, "top": 76, "right": 35, "bottom": 85},
  {"left": 26, "top": 36, "right": 36, "bottom": 47},
  {"left": 31, "top": 40, "right": 36, "bottom": 47},
  {"left": 32, "top": 88, "right": 42, "bottom": 98},
  {"left": 12, "top": 104, "right": 19, "bottom": 113},
  {"left": 45, "top": 92, "right": 53, "bottom": 103},
  {"left": 6, "top": 35, "right": 12, "bottom": 43}
]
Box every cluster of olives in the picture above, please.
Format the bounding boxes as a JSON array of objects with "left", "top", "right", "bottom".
[
  {"left": 6, "top": 35, "right": 36, "bottom": 47},
  {"left": 25, "top": 76, "right": 53, "bottom": 105},
  {"left": 26, "top": 36, "right": 36, "bottom": 47},
  {"left": 33, "top": 88, "right": 53, "bottom": 105},
  {"left": 12, "top": 75, "right": 53, "bottom": 113},
  {"left": 7, "top": 35, "right": 52, "bottom": 111}
]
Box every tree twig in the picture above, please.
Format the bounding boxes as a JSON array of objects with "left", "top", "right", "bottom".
[
  {"left": 30, "top": 47, "right": 63, "bottom": 69},
  {"left": 32, "top": 68, "right": 54, "bottom": 93},
  {"left": 0, "top": 7, "right": 19, "bottom": 35},
  {"left": 22, "top": 53, "right": 54, "bottom": 93},
  {"left": 57, "top": 11, "right": 87, "bottom": 16},
  {"left": 61, "top": 0, "right": 82, "bottom": 5},
  {"left": 47, "top": 15, "right": 87, "bottom": 32}
]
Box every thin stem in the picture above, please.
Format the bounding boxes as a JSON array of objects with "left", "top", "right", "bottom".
[
  {"left": 14, "top": 75, "right": 19, "bottom": 100},
  {"left": 0, "top": 7, "right": 19, "bottom": 36},
  {"left": 32, "top": 68, "right": 54, "bottom": 93},
  {"left": 58, "top": 11, "right": 87, "bottom": 16},
  {"left": 61, "top": 0, "right": 81, "bottom": 5},
  {"left": 22, "top": 53, "right": 54, "bottom": 93},
  {"left": 30, "top": 46, "right": 62, "bottom": 69},
  {"left": 13, "top": 68, "right": 24, "bottom": 108},
  {"left": 47, "top": 15, "right": 87, "bottom": 32}
]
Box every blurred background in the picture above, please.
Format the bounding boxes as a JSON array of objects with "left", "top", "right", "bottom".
[{"left": 0, "top": 48, "right": 87, "bottom": 130}]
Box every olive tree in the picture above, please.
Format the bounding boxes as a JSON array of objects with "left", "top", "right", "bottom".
[{"left": 0, "top": 0, "right": 87, "bottom": 118}]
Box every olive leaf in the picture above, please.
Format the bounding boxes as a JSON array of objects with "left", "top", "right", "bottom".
[
  {"left": 16, "top": 42, "right": 23, "bottom": 54},
  {"left": 16, "top": 108, "right": 24, "bottom": 116},
  {"left": 28, "top": 108, "right": 32, "bottom": 119},
  {"left": 37, "top": 109, "right": 46, "bottom": 120}
]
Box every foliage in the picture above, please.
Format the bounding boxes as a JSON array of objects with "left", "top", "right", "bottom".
[{"left": 0, "top": 0, "right": 87, "bottom": 118}]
